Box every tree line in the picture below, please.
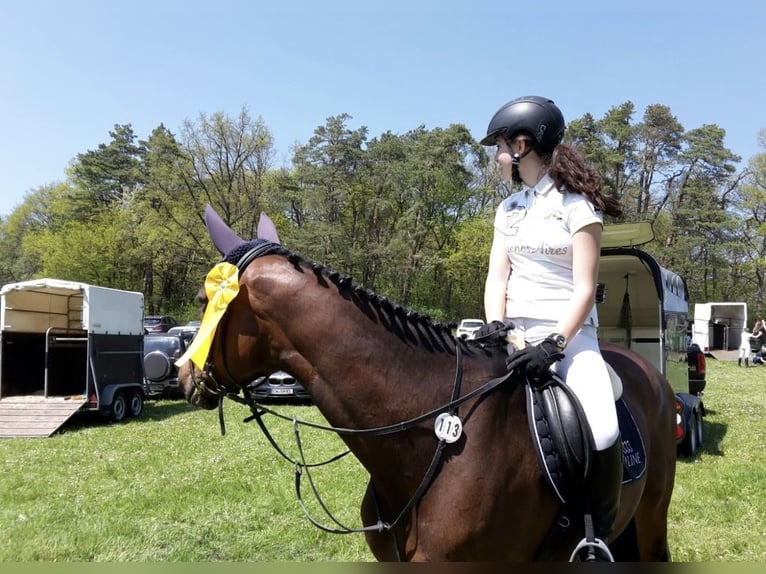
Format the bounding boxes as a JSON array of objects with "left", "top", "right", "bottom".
[{"left": 1, "top": 103, "right": 764, "bottom": 324}]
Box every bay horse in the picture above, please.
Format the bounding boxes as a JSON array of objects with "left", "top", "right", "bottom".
[{"left": 177, "top": 206, "right": 677, "bottom": 562}]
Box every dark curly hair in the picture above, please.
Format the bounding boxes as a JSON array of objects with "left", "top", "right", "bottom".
[{"left": 541, "top": 144, "right": 622, "bottom": 217}]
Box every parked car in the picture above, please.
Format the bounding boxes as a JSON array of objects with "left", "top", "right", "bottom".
[
  {"left": 143, "top": 333, "right": 186, "bottom": 396},
  {"left": 455, "top": 318, "right": 486, "bottom": 339},
  {"left": 143, "top": 315, "right": 179, "bottom": 333},
  {"left": 246, "top": 371, "right": 311, "bottom": 402},
  {"left": 166, "top": 324, "right": 200, "bottom": 347}
]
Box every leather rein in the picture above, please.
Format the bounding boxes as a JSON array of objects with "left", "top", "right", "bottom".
[
  {"left": 197, "top": 336, "right": 517, "bottom": 536},
  {"left": 187, "top": 242, "right": 519, "bottom": 539}
]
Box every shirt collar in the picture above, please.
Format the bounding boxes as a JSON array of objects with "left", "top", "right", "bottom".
[
  {"left": 522, "top": 173, "right": 555, "bottom": 197},
  {"left": 534, "top": 173, "right": 556, "bottom": 196}
]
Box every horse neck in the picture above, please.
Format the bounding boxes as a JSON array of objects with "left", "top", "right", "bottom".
[{"left": 252, "top": 258, "right": 481, "bottom": 425}]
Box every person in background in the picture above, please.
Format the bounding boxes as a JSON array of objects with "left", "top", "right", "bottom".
[
  {"left": 477, "top": 95, "right": 623, "bottom": 561},
  {"left": 738, "top": 327, "right": 752, "bottom": 367},
  {"left": 753, "top": 344, "right": 766, "bottom": 365}
]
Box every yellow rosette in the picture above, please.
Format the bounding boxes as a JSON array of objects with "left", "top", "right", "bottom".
[{"left": 175, "top": 261, "right": 240, "bottom": 370}]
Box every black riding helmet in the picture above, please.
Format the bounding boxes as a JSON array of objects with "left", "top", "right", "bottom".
[{"left": 480, "top": 96, "right": 566, "bottom": 152}]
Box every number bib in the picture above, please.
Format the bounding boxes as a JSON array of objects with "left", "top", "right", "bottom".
[{"left": 434, "top": 413, "right": 463, "bottom": 444}]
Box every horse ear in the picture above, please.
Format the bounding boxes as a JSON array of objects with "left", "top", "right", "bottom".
[
  {"left": 257, "top": 212, "right": 281, "bottom": 245},
  {"left": 204, "top": 204, "right": 246, "bottom": 255}
]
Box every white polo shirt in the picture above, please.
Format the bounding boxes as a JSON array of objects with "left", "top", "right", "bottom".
[{"left": 493, "top": 174, "right": 603, "bottom": 324}]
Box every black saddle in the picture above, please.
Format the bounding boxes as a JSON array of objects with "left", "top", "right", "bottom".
[{"left": 526, "top": 375, "right": 646, "bottom": 504}]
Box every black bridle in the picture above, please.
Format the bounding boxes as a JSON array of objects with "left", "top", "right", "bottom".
[
  {"left": 187, "top": 239, "right": 288, "bottom": 428},
  {"left": 187, "top": 306, "right": 249, "bottom": 434},
  {"left": 186, "top": 241, "right": 521, "bottom": 554},
  {"left": 201, "top": 338, "right": 519, "bottom": 544}
]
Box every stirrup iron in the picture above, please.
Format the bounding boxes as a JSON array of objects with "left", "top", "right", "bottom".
[{"left": 569, "top": 537, "right": 615, "bottom": 562}]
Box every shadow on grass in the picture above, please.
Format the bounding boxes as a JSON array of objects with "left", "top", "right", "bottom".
[
  {"left": 699, "top": 417, "right": 727, "bottom": 456},
  {"left": 676, "top": 417, "right": 728, "bottom": 462},
  {"left": 136, "top": 398, "right": 200, "bottom": 421},
  {"left": 57, "top": 398, "right": 196, "bottom": 435}
]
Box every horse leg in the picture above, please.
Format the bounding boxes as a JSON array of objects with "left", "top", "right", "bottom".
[
  {"left": 608, "top": 518, "right": 640, "bottom": 561},
  {"left": 629, "top": 453, "right": 674, "bottom": 561},
  {"left": 634, "top": 414, "right": 676, "bottom": 560},
  {"left": 631, "top": 497, "right": 673, "bottom": 561},
  {"left": 361, "top": 481, "right": 404, "bottom": 561}
]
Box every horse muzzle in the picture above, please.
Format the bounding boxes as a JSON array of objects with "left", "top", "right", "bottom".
[{"left": 177, "top": 363, "right": 221, "bottom": 410}]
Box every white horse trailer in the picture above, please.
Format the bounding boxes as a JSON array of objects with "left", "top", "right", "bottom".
[
  {"left": 0, "top": 278, "right": 146, "bottom": 437},
  {"left": 692, "top": 302, "right": 748, "bottom": 355}
]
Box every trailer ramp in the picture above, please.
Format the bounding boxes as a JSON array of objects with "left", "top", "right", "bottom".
[
  {"left": 0, "top": 395, "right": 87, "bottom": 438},
  {"left": 707, "top": 349, "right": 739, "bottom": 362}
]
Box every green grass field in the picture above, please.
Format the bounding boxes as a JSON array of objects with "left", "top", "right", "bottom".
[{"left": 0, "top": 358, "right": 764, "bottom": 562}]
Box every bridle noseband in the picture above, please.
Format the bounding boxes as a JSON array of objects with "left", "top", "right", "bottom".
[{"left": 188, "top": 239, "right": 287, "bottom": 433}]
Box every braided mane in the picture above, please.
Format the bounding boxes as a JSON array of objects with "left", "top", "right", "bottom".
[
  {"left": 292, "top": 251, "right": 464, "bottom": 354},
  {"left": 230, "top": 239, "right": 464, "bottom": 355}
]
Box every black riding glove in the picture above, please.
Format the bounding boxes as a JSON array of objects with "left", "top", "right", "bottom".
[
  {"left": 505, "top": 337, "right": 565, "bottom": 384},
  {"left": 473, "top": 320, "right": 514, "bottom": 342}
]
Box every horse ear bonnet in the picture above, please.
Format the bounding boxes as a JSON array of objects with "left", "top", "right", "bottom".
[
  {"left": 205, "top": 205, "right": 247, "bottom": 256},
  {"left": 204, "top": 204, "right": 283, "bottom": 266},
  {"left": 256, "top": 212, "right": 280, "bottom": 244}
]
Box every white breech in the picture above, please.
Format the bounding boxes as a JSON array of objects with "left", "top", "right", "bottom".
[{"left": 507, "top": 318, "right": 620, "bottom": 451}]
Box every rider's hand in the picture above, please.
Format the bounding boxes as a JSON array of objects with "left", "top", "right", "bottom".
[
  {"left": 473, "top": 320, "right": 514, "bottom": 341},
  {"left": 505, "top": 337, "right": 565, "bottom": 384}
]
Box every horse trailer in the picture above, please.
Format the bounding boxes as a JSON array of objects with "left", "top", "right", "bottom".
[
  {"left": 0, "top": 278, "right": 146, "bottom": 437},
  {"left": 598, "top": 223, "right": 706, "bottom": 457},
  {"left": 691, "top": 302, "right": 748, "bottom": 356}
]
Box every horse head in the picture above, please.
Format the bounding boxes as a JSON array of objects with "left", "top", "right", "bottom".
[{"left": 176, "top": 205, "right": 284, "bottom": 409}]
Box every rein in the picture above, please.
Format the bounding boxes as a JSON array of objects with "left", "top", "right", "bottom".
[
  {"left": 222, "top": 344, "right": 519, "bottom": 537},
  {"left": 191, "top": 240, "right": 519, "bottom": 541}
]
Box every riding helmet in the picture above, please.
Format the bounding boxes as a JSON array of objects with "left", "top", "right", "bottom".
[{"left": 480, "top": 95, "right": 566, "bottom": 151}]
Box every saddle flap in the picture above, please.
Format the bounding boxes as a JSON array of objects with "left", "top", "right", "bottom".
[
  {"left": 526, "top": 379, "right": 595, "bottom": 504},
  {"left": 527, "top": 382, "right": 648, "bottom": 506}
]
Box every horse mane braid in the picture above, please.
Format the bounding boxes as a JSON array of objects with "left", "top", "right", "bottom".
[{"left": 265, "top": 245, "right": 459, "bottom": 350}]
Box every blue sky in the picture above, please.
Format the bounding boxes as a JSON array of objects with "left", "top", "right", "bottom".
[{"left": 1, "top": 0, "right": 763, "bottom": 217}]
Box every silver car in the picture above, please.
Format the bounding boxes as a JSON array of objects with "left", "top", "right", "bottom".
[
  {"left": 246, "top": 371, "right": 311, "bottom": 402},
  {"left": 455, "top": 318, "right": 486, "bottom": 340}
]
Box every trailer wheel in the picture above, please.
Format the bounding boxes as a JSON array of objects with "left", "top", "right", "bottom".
[
  {"left": 695, "top": 410, "right": 704, "bottom": 448},
  {"left": 684, "top": 411, "right": 699, "bottom": 457},
  {"left": 110, "top": 391, "right": 127, "bottom": 422},
  {"left": 127, "top": 390, "right": 144, "bottom": 418}
]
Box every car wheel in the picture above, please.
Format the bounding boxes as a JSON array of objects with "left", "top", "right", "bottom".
[
  {"left": 110, "top": 391, "right": 127, "bottom": 422},
  {"left": 695, "top": 410, "right": 704, "bottom": 448},
  {"left": 127, "top": 390, "right": 144, "bottom": 418}
]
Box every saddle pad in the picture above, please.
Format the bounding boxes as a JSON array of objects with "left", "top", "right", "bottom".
[{"left": 616, "top": 397, "right": 646, "bottom": 484}]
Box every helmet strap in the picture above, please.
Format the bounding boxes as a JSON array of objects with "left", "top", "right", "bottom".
[
  {"left": 511, "top": 149, "right": 533, "bottom": 184},
  {"left": 511, "top": 162, "right": 523, "bottom": 184}
]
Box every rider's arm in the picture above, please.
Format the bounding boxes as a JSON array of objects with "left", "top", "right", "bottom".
[
  {"left": 484, "top": 226, "right": 511, "bottom": 323},
  {"left": 554, "top": 222, "right": 602, "bottom": 342}
]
